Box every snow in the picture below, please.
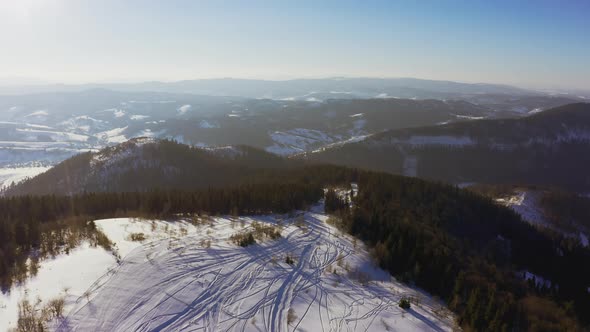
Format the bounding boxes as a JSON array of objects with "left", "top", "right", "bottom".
[
  {"left": 375, "top": 93, "right": 397, "bottom": 99},
  {"left": 130, "top": 115, "right": 150, "bottom": 120},
  {"left": 0, "top": 147, "right": 85, "bottom": 168},
  {"left": 90, "top": 138, "right": 155, "bottom": 167},
  {"left": 454, "top": 114, "right": 485, "bottom": 120},
  {"left": 0, "top": 243, "right": 117, "bottom": 332},
  {"left": 497, "top": 191, "right": 590, "bottom": 247},
  {"left": 311, "top": 134, "right": 371, "bottom": 154},
  {"left": 59, "top": 116, "right": 109, "bottom": 134},
  {"left": 521, "top": 271, "right": 552, "bottom": 289},
  {"left": 25, "top": 110, "right": 49, "bottom": 117},
  {"left": 267, "top": 128, "right": 336, "bottom": 155},
  {"left": 94, "top": 218, "right": 200, "bottom": 258},
  {"left": 580, "top": 233, "right": 589, "bottom": 247},
  {"left": 57, "top": 207, "right": 455, "bottom": 331},
  {"left": 136, "top": 128, "right": 166, "bottom": 138},
  {"left": 0, "top": 166, "right": 50, "bottom": 189},
  {"left": 97, "top": 126, "right": 128, "bottom": 144},
  {"left": 496, "top": 190, "right": 548, "bottom": 226},
  {"left": 199, "top": 120, "right": 220, "bottom": 128},
  {"left": 511, "top": 106, "right": 529, "bottom": 114},
  {"left": 26, "top": 123, "right": 53, "bottom": 129},
  {"left": 177, "top": 104, "right": 191, "bottom": 115},
  {"left": 528, "top": 108, "right": 543, "bottom": 114},
  {"left": 16, "top": 128, "right": 89, "bottom": 143}
]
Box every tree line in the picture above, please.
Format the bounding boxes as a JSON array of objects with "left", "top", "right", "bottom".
[{"left": 0, "top": 182, "right": 322, "bottom": 291}]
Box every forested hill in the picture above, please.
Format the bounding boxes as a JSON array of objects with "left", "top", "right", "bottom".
[
  {"left": 2, "top": 135, "right": 590, "bottom": 330},
  {"left": 305, "top": 103, "right": 590, "bottom": 191},
  {"left": 2, "top": 138, "right": 296, "bottom": 196},
  {"left": 2, "top": 165, "right": 589, "bottom": 330}
]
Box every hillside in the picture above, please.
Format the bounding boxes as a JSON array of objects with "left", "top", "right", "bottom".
[
  {"left": 2, "top": 169, "right": 589, "bottom": 330},
  {"left": 2, "top": 138, "right": 292, "bottom": 196},
  {"left": 305, "top": 103, "right": 590, "bottom": 191}
]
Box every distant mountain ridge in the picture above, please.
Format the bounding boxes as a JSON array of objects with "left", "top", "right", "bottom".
[
  {"left": 0, "top": 77, "right": 537, "bottom": 97},
  {"left": 304, "top": 103, "right": 590, "bottom": 191}
]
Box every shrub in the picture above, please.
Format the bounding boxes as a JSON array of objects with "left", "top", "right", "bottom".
[
  {"left": 251, "top": 222, "right": 281, "bottom": 240},
  {"left": 285, "top": 255, "right": 295, "bottom": 265},
  {"left": 46, "top": 297, "right": 65, "bottom": 318},
  {"left": 399, "top": 297, "right": 411, "bottom": 310},
  {"left": 128, "top": 232, "right": 146, "bottom": 242},
  {"left": 287, "top": 308, "right": 297, "bottom": 325},
  {"left": 230, "top": 232, "right": 256, "bottom": 247}
]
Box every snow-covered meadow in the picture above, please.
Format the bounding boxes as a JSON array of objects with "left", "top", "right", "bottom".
[
  {"left": 2, "top": 205, "right": 456, "bottom": 331},
  {"left": 0, "top": 166, "right": 50, "bottom": 190}
]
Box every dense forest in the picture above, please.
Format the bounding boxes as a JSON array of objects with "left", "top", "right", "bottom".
[
  {"left": 541, "top": 191, "right": 590, "bottom": 231},
  {"left": 324, "top": 174, "right": 590, "bottom": 331}
]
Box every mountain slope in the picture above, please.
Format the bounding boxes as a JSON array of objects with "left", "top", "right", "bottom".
[
  {"left": 305, "top": 103, "right": 590, "bottom": 191},
  {"left": 3, "top": 138, "right": 291, "bottom": 195}
]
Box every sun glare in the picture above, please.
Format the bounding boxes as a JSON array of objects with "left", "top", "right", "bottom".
[{"left": 0, "top": 0, "right": 48, "bottom": 20}]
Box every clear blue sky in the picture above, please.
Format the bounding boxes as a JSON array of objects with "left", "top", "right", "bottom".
[{"left": 0, "top": 0, "right": 588, "bottom": 89}]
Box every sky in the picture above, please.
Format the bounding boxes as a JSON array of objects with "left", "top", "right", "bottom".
[{"left": 0, "top": 0, "right": 588, "bottom": 90}]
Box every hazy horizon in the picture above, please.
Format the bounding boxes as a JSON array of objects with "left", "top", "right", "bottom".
[{"left": 1, "top": 0, "right": 589, "bottom": 90}]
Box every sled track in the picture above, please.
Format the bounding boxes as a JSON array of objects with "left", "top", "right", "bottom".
[{"left": 57, "top": 210, "right": 454, "bottom": 332}]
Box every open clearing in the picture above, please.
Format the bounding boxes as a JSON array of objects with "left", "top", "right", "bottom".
[{"left": 3, "top": 204, "right": 455, "bottom": 331}]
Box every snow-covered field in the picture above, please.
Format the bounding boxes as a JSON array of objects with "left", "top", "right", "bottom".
[
  {"left": 496, "top": 190, "right": 548, "bottom": 226},
  {"left": 0, "top": 243, "right": 117, "bottom": 331},
  {"left": 0, "top": 166, "right": 51, "bottom": 190},
  {"left": 1, "top": 205, "right": 456, "bottom": 331},
  {"left": 0, "top": 205, "right": 457, "bottom": 331}
]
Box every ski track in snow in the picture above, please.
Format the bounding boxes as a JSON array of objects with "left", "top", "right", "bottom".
[{"left": 56, "top": 207, "right": 454, "bottom": 332}]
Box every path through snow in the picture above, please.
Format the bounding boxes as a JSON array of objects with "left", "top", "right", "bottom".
[{"left": 57, "top": 208, "right": 455, "bottom": 331}]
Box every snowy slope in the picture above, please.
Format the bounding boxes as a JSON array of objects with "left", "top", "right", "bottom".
[
  {"left": 266, "top": 128, "right": 339, "bottom": 156},
  {"left": 56, "top": 207, "right": 455, "bottom": 331},
  {"left": 0, "top": 243, "right": 117, "bottom": 332},
  {"left": 0, "top": 166, "right": 50, "bottom": 190},
  {"left": 496, "top": 190, "right": 549, "bottom": 227},
  {"left": 497, "top": 190, "right": 589, "bottom": 247}
]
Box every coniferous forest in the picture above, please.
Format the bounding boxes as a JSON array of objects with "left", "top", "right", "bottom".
[{"left": 326, "top": 174, "right": 590, "bottom": 331}]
